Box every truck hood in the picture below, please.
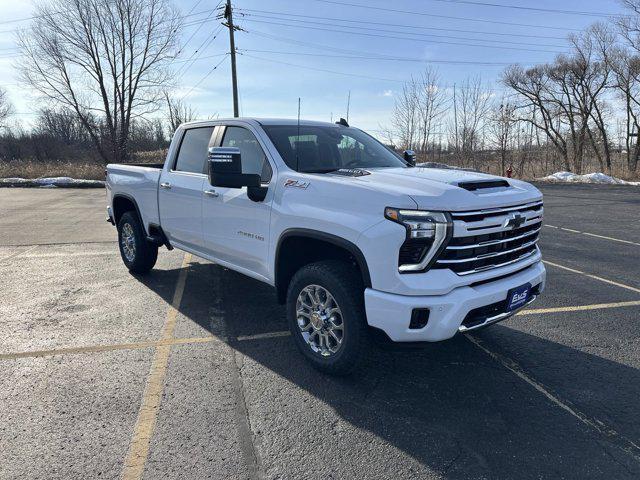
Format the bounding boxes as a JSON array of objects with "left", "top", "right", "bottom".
[{"left": 328, "top": 167, "right": 542, "bottom": 211}]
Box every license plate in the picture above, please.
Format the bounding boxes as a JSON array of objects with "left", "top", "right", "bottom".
[{"left": 506, "top": 283, "right": 531, "bottom": 311}]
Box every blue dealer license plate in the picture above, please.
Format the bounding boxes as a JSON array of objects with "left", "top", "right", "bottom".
[{"left": 506, "top": 283, "right": 531, "bottom": 312}]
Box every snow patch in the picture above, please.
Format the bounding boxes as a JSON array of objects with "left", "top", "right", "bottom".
[
  {"left": 0, "top": 177, "right": 105, "bottom": 188},
  {"left": 539, "top": 171, "right": 640, "bottom": 186}
]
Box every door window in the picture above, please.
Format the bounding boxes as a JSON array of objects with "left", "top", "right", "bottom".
[
  {"left": 221, "top": 126, "right": 272, "bottom": 182},
  {"left": 174, "top": 127, "right": 214, "bottom": 174}
]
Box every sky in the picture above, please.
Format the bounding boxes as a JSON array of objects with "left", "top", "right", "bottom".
[{"left": 0, "top": 0, "right": 629, "bottom": 134}]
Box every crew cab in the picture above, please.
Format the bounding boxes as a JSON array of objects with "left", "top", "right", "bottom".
[{"left": 106, "top": 118, "right": 545, "bottom": 374}]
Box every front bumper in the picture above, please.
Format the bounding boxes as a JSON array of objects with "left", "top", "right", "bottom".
[{"left": 364, "top": 261, "right": 546, "bottom": 342}]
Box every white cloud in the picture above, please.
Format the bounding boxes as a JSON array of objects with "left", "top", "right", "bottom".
[{"left": 381, "top": 90, "right": 393, "bottom": 97}]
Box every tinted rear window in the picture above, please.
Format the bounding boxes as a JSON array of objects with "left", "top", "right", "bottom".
[{"left": 174, "top": 127, "right": 214, "bottom": 174}]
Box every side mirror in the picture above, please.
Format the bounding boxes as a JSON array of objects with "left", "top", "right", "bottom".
[
  {"left": 207, "top": 146, "right": 268, "bottom": 202},
  {"left": 404, "top": 150, "right": 416, "bottom": 167},
  {"left": 208, "top": 146, "right": 260, "bottom": 188}
]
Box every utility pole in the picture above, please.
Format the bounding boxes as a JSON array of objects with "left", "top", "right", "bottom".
[{"left": 224, "top": 0, "right": 239, "bottom": 117}]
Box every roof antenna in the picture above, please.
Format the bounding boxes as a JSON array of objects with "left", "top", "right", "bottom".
[
  {"left": 296, "top": 97, "right": 301, "bottom": 172},
  {"left": 346, "top": 90, "right": 351, "bottom": 123}
]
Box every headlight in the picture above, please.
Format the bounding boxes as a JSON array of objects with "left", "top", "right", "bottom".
[{"left": 384, "top": 207, "right": 451, "bottom": 272}]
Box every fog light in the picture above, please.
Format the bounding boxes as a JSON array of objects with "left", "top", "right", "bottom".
[{"left": 409, "top": 308, "right": 430, "bottom": 329}]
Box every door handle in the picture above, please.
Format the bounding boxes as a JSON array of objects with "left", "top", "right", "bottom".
[
  {"left": 203, "top": 189, "right": 219, "bottom": 197},
  {"left": 160, "top": 182, "right": 171, "bottom": 189}
]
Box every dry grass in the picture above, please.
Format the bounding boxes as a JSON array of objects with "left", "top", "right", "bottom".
[
  {"left": 0, "top": 159, "right": 106, "bottom": 180},
  {"left": 0, "top": 150, "right": 168, "bottom": 180}
]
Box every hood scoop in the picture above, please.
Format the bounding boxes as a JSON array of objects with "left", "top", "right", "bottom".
[{"left": 457, "top": 179, "right": 510, "bottom": 191}]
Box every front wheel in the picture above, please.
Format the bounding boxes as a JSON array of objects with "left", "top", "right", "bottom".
[
  {"left": 117, "top": 211, "right": 158, "bottom": 274},
  {"left": 286, "top": 261, "right": 368, "bottom": 375}
]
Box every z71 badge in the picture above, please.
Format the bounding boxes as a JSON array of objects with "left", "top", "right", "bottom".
[{"left": 284, "top": 179, "right": 310, "bottom": 189}]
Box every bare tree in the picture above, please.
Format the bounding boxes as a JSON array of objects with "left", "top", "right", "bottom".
[
  {"left": 504, "top": 44, "right": 608, "bottom": 175},
  {"left": 18, "top": 0, "right": 181, "bottom": 164},
  {"left": 607, "top": 48, "right": 640, "bottom": 172},
  {"left": 452, "top": 76, "right": 492, "bottom": 169},
  {"left": 613, "top": 1, "right": 640, "bottom": 172},
  {"left": 391, "top": 80, "right": 420, "bottom": 150},
  {"left": 0, "top": 88, "right": 13, "bottom": 129},
  {"left": 164, "top": 91, "right": 198, "bottom": 133},
  {"left": 489, "top": 99, "right": 516, "bottom": 175},
  {"left": 416, "top": 68, "right": 447, "bottom": 154},
  {"left": 570, "top": 23, "right": 615, "bottom": 173}
]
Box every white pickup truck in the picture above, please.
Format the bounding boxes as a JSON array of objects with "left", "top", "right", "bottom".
[{"left": 106, "top": 118, "right": 545, "bottom": 374}]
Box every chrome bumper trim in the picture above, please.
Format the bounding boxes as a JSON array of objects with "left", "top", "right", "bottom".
[{"left": 458, "top": 295, "right": 538, "bottom": 333}]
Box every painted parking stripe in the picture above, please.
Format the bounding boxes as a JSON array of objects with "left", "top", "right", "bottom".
[
  {"left": 545, "top": 224, "right": 640, "bottom": 247},
  {"left": 122, "top": 253, "right": 192, "bottom": 480},
  {"left": 3, "top": 299, "right": 636, "bottom": 360},
  {"left": 544, "top": 260, "right": 640, "bottom": 295},
  {"left": 467, "top": 334, "right": 640, "bottom": 461},
  {"left": 0, "top": 336, "right": 215, "bottom": 361},
  {"left": 518, "top": 300, "right": 640, "bottom": 315}
]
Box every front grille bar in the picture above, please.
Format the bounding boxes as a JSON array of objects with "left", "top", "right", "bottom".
[
  {"left": 452, "top": 248, "right": 539, "bottom": 276},
  {"left": 437, "top": 239, "right": 538, "bottom": 264},
  {"left": 450, "top": 200, "right": 543, "bottom": 218},
  {"left": 445, "top": 224, "right": 542, "bottom": 250}
]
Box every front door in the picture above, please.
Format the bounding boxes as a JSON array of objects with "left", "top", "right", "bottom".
[
  {"left": 158, "top": 126, "right": 214, "bottom": 251},
  {"left": 202, "top": 125, "right": 274, "bottom": 279}
]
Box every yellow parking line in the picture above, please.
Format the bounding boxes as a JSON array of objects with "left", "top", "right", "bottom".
[
  {"left": 121, "top": 253, "right": 192, "bottom": 480},
  {"left": 545, "top": 224, "right": 640, "bottom": 247},
  {"left": 544, "top": 260, "right": 640, "bottom": 295},
  {"left": 519, "top": 300, "right": 640, "bottom": 315},
  {"left": 0, "top": 336, "right": 214, "bottom": 361}
]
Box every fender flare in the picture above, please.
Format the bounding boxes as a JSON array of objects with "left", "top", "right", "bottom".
[
  {"left": 112, "top": 193, "right": 147, "bottom": 235},
  {"left": 274, "top": 228, "right": 372, "bottom": 294}
]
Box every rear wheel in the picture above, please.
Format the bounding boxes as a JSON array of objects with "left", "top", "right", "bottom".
[
  {"left": 117, "top": 211, "right": 158, "bottom": 274},
  {"left": 287, "top": 261, "right": 367, "bottom": 375}
]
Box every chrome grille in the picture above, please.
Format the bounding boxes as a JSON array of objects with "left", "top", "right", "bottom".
[{"left": 434, "top": 200, "right": 543, "bottom": 275}]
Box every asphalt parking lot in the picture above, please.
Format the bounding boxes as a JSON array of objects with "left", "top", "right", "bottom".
[{"left": 1, "top": 183, "right": 639, "bottom": 479}]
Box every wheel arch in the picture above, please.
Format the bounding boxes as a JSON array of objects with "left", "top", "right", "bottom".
[
  {"left": 112, "top": 194, "right": 147, "bottom": 234},
  {"left": 274, "top": 228, "right": 372, "bottom": 304}
]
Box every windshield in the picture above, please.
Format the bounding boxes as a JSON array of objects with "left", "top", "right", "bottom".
[{"left": 262, "top": 125, "right": 408, "bottom": 173}]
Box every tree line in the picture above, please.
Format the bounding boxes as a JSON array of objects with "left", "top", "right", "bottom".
[{"left": 388, "top": 0, "right": 640, "bottom": 177}]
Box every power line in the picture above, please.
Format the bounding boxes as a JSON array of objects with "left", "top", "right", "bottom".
[
  {"left": 235, "top": 8, "right": 568, "bottom": 41},
  {"left": 181, "top": 53, "right": 229, "bottom": 100},
  {"left": 175, "top": 25, "right": 225, "bottom": 78},
  {"left": 238, "top": 18, "right": 566, "bottom": 54},
  {"left": 245, "top": 29, "right": 549, "bottom": 66},
  {"left": 308, "top": 0, "right": 584, "bottom": 31},
  {"left": 238, "top": 12, "right": 567, "bottom": 49},
  {"left": 176, "top": 3, "right": 222, "bottom": 57},
  {"left": 240, "top": 49, "right": 513, "bottom": 66},
  {"left": 426, "top": 0, "right": 620, "bottom": 17},
  {"left": 240, "top": 52, "right": 511, "bottom": 93}
]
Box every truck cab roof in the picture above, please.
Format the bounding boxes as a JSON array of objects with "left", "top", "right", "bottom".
[{"left": 179, "top": 117, "right": 346, "bottom": 129}]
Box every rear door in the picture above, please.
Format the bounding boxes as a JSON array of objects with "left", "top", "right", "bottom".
[
  {"left": 201, "top": 125, "right": 274, "bottom": 279},
  {"left": 158, "top": 126, "right": 215, "bottom": 251}
]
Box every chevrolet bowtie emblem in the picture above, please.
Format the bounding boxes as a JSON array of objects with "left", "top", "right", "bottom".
[{"left": 503, "top": 213, "right": 526, "bottom": 230}]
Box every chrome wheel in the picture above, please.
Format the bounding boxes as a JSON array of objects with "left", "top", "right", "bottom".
[
  {"left": 296, "top": 284, "right": 344, "bottom": 357},
  {"left": 121, "top": 222, "right": 136, "bottom": 262}
]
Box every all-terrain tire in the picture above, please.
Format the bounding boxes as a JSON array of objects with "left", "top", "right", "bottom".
[
  {"left": 117, "top": 211, "right": 158, "bottom": 274},
  {"left": 286, "top": 260, "right": 368, "bottom": 375}
]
